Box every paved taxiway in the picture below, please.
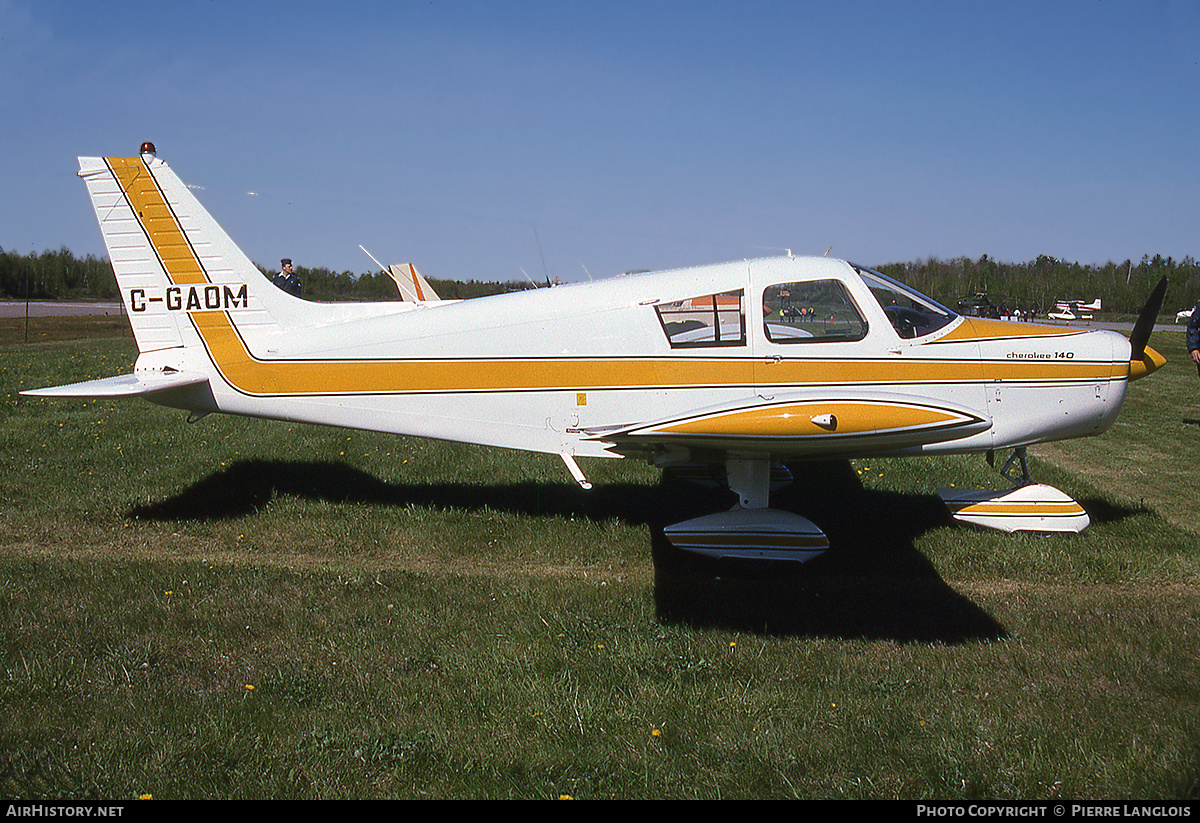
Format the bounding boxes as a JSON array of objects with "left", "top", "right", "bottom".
[{"left": 0, "top": 301, "right": 123, "bottom": 318}]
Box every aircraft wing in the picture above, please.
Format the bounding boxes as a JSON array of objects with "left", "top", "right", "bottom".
[{"left": 22, "top": 369, "right": 209, "bottom": 399}]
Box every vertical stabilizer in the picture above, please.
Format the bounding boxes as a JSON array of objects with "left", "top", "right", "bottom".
[
  {"left": 79, "top": 154, "right": 190, "bottom": 352},
  {"left": 387, "top": 263, "right": 441, "bottom": 302},
  {"left": 78, "top": 147, "right": 313, "bottom": 355}
]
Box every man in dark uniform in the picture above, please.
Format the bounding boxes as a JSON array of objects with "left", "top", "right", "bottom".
[
  {"left": 271, "top": 258, "right": 301, "bottom": 297},
  {"left": 1188, "top": 299, "right": 1200, "bottom": 376}
]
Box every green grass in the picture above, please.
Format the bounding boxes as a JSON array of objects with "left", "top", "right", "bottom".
[
  {"left": 0, "top": 315, "right": 132, "bottom": 347},
  {"left": 1, "top": 326, "right": 1198, "bottom": 798},
  {"left": 1035, "top": 330, "right": 1200, "bottom": 536}
]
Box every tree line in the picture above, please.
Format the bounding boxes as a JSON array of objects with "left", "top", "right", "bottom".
[
  {"left": 3, "top": 246, "right": 1197, "bottom": 315},
  {"left": 266, "top": 264, "right": 530, "bottom": 303},
  {"left": 0, "top": 247, "right": 118, "bottom": 300},
  {"left": 0, "top": 247, "right": 531, "bottom": 305},
  {"left": 873, "top": 253, "right": 1199, "bottom": 316}
]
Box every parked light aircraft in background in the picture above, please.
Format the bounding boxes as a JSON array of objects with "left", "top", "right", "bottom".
[
  {"left": 1048, "top": 298, "right": 1102, "bottom": 321},
  {"left": 24, "top": 145, "right": 1168, "bottom": 562},
  {"left": 1055, "top": 298, "right": 1103, "bottom": 313}
]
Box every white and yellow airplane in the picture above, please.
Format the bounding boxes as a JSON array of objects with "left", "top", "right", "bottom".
[{"left": 24, "top": 144, "right": 1168, "bottom": 562}]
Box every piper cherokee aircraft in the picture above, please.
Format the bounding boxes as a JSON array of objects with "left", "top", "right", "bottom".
[{"left": 24, "top": 144, "right": 1168, "bottom": 562}]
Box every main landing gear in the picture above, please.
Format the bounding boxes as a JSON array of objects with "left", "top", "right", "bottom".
[{"left": 662, "top": 456, "right": 829, "bottom": 563}]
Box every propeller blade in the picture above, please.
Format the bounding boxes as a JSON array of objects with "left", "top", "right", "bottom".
[{"left": 1130, "top": 276, "right": 1168, "bottom": 362}]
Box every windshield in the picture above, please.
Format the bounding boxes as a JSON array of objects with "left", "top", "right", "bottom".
[{"left": 852, "top": 264, "right": 957, "bottom": 339}]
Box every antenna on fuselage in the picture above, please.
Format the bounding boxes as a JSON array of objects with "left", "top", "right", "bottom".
[
  {"left": 359, "top": 245, "right": 388, "bottom": 274},
  {"left": 533, "top": 225, "right": 552, "bottom": 287}
]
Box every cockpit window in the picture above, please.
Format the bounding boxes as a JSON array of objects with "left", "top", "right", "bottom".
[
  {"left": 763, "top": 279, "right": 867, "bottom": 344},
  {"left": 655, "top": 289, "right": 746, "bottom": 348},
  {"left": 853, "top": 265, "right": 957, "bottom": 339}
]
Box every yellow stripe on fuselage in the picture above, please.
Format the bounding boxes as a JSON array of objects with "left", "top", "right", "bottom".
[
  {"left": 191, "top": 332, "right": 1123, "bottom": 396},
  {"left": 108, "top": 156, "right": 1129, "bottom": 398}
]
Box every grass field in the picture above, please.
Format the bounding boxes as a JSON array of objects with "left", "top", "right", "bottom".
[{"left": 2, "top": 318, "right": 1198, "bottom": 799}]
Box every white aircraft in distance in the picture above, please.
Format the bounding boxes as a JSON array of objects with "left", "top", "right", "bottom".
[
  {"left": 1048, "top": 297, "right": 1102, "bottom": 321},
  {"left": 1055, "top": 298, "right": 1102, "bottom": 313},
  {"left": 24, "top": 144, "right": 1169, "bottom": 562}
]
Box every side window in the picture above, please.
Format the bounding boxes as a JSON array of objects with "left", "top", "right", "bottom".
[
  {"left": 763, "top": 280, "right": 867, "bottom": 343},
  {"left": 655, "top": 290, "right": 746, "bottom": 348}
]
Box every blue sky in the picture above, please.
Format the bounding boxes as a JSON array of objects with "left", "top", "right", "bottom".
[{"left": 2, "top": 0, "right": 1197, "bottom": 284}]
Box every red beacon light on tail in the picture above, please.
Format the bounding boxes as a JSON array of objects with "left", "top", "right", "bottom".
[{"left": 140, "top": 142, "right": 156, "bottom": 157}]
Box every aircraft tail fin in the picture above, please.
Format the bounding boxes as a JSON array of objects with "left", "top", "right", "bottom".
[
  {"left": 387, "top": 263, "right": 441, "bottom": 302},
  {"left": 76, "top": 145, "right": 308, "bottom": 355},
  {"left": 36, "top": 146, "right": 421, "bottom": 409}
]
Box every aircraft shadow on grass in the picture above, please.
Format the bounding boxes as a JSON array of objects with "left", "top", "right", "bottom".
[{"left": 128, "top": 459, "right": 1145, "bottom": 645}]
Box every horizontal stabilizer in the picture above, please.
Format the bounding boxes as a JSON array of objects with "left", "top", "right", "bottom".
[{"left": 22, "top": 370, "right": 209, "bottom": 399}]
